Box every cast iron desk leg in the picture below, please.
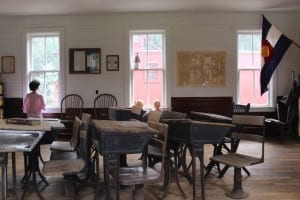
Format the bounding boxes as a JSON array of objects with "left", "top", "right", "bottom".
[
  {"left": 192, "top": 144, "right": 205, "bottom": 200},
  {"left": 1, "top": 153, "right": 8, "bottom": 200},
  {"left": 12, "top": 152, "right": 18, "bottom": 199},
  {"left": 21, "top": 146, "right": 48, "bottom": 200}
]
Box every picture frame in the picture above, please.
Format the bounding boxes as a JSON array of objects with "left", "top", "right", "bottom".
[
  {"left": 1, "top": 56, "right": 15, "bottom": 74},
  {"left": 106, "top": 55, "right": 119, "bottom": 71},
  {"left": 69, "top": 48, "right": 101, "bottom": 74}
]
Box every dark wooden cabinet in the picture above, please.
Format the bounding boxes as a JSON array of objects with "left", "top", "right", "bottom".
[{"left": 171, "top": 96, "right": 233, "bottom": 116}]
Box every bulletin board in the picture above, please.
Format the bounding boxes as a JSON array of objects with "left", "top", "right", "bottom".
[{"left": 177, "top": 51, "right": 226, "bottom": 87}]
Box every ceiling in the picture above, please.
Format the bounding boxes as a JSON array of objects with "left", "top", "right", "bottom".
[{"left": 0, "top": 0, "right": 299, "bottom": 16}]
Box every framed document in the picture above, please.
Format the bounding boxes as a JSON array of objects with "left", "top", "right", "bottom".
[
  {"left": 106, "top": 55, "right": 119, "bottom": 71},
  {"left": 69, "top": 48, "right": 101, "bottom": 74},
  {"left": 1, "top": 56, "right": 15, "bottom": 74}
]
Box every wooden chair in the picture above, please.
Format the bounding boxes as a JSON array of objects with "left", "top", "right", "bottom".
[
  {"left": 210, "top": 115, "right": 265, "bottom": 199},
  {"left": 116, "top": 121, "right": 168, "bottom": 199},
  {"left": 60, "top": 94, "right": 84, "bottom": 120},
  {"left": 228, "top": 102, "right": 251, "bottom": 118},
  {"left": 139, "top": 111, "right": 163, "bottom": 167},
  {"left": 213, "top": 102, "right": 251, "bottom": 178},
  {"left": 94, "top": 93, "right": 117, "bottom": 119},
  {"left": 265, "top": 96, "right": 292, "bottom": 141},
  {"left": 43, "top": 130, "right": 88, "bottom": 200},
  {"left": 78, "top": 113, "right": 92, "bottom": 159},
  {"left": 50, "top": 117, "right": 81, "bottom": 160},
  {"left": 60, "top": 94, "right": 83, "bottom": 138}
]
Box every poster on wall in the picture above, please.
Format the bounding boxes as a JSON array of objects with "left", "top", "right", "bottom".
[{"left": 177, "top": 51, "right": 226, "bottom": 87}]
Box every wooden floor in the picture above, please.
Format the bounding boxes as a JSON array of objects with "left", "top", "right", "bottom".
[{"left": 3, "top": 135, "right": 300, "bottom": 200}]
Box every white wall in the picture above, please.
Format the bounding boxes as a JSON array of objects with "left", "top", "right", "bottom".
[{"left": 0, "top": 12, "right": 299, "bottom": 110}]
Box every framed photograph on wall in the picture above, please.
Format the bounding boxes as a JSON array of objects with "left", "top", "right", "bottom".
[
  {"left": 1, "top": 56, "right": 15, "bottom": 74},
  {"left": 69, "top": 48, "right": 101, "bottom": 74},
  {"left": 106, "top": 55, "right": 119, "bottom": 71}
]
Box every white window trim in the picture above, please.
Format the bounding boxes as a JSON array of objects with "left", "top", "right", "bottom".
[
  {"left": 129, "top": 30, "right": 167, "bottom": 109},
  {"left": 236, "top": 30, "right": 276, "bottom": 112},
  {"left": 23, "top": 27, "right": 65, "bottom": 113}
]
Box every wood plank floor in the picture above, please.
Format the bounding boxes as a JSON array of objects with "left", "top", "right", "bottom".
[{"left": 3, "top": 135, "right": 300, "bottom": 200}]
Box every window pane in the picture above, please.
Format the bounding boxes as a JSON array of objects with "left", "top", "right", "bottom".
[
  {"left": 44, "top": 72, "right": 59, "bottom": 107},
  {"left": 148, "top": 70, "right": 163, "bottom": 105},
  {"left": 253, "top": 34, "right": 261, "bottom": 51},
  {"left": 238, "top": 34, "right": 252, "bottom": 52},
  {"left": 32, "top": 37, "right": 46, "bottom": 71},
  {"left": 131, "top": 31, "right": 165, "bottom": 108},
  {"left": 238, "top": 34, "right": 253, "bottom": 68},
  {"left": 238, "top": 31, "right": 270, "bottom": 107},
  {"left": 46, "top": 37, "right": 59, "bottom": 70},
  {"left": 132, "top": 70, "right": 147, "bottom": 104},
  {"left": 132, "top": 34, "right": 146, "bottom": 69},
  {"left": 148, "top": 34, "right": 163, "bottom": 69},
  {"left": 132, "top": 69, "right": 163, "bottom": 106},
  {"left": 239, "top": 70, "right": 268, "bottom": 106},
  {"left": 28, "top": 33, "right": 60, "bottom": 109},
  {"left": 253, "top": 70, "right": 268, "bottom": 105},
  {"left": 148, "top": 34, "right": 162, "bottom": 50},
  {"left": 30, "top": 72, "right": 59, "bottom": 108},
  {"left": 132, "top": 33, "right": 163, "bottom": 69}
]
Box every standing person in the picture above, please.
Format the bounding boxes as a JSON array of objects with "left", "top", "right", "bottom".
[{"left": 23, "top": 80, "right": 46, "bottom": 118}]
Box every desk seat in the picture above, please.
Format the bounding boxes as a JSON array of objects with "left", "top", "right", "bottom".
[{"left": 43, "top": 159, "right": 85, "bottom": 176}]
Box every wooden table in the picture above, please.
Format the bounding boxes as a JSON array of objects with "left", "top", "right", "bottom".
[
  {"left": 91, "top": 120, "right": 158, "bottom": 200},
  {"left": 0, "top": 130, "right": 44, "bottom": 200},
  {"left": 0, "top": 118, "right": 64, "bottom": 200}
]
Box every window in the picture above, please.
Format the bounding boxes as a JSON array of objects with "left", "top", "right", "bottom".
[
  {"left": 26, "top": 32, "right": 62, "bottom": 109},
  {"left": 130, "top": 30, "right": 166, "bottom": 108},
  {"left": 237, "top": 31, "right": 272, "bottom": 107}
]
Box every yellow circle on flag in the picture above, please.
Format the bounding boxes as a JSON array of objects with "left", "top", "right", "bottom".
[{"left": 261, "top": 45, "right": 270, "bottom": 58}]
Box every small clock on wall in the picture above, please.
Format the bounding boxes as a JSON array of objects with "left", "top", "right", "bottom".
[{"left": 106, "top": 55, "right": 119, "bottom": 71}]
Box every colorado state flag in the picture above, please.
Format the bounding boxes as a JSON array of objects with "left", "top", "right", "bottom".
[{"left": 260, "top": 15, "right": 292, "bottom": 95}]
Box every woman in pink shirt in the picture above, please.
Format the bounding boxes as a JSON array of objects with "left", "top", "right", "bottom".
[{"left": 23, "top": 80, "right": 46, "bottom": 118}]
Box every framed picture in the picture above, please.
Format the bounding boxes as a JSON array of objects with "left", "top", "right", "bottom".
[
  {"left": 1, "top": 56, "right": 15, "bottom": 74},
  {"left": 106, "top": 55, "right": 119, "bottom": 71},
  {"left": 69, "top": 48, "right": 101, "bottom": 74}
]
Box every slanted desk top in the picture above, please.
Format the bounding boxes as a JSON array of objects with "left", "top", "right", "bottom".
[
  {"left": 0, "top": 118, "right": 64, "bottom": 132},
  {"left": 0, "top": 130, "right": 44, "bottom": 153},
  {"left": 92, "top": 120, "right": 159, "bottom": 155},
  {"left": 92, "top": 120, "right": 158, "bottom": 135}
]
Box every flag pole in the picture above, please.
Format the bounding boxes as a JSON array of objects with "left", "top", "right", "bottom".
[{"left": 292, "top": 40, "right": 300, "bottom": 49}]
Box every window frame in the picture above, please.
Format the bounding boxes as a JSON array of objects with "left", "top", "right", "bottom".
[
  {"left": 25, "top": 29, "right": 64, "bottom": 113},
  {"left": 129, "top": 30, "right": 166, "bottom": 109},
  {"left": 237, "top": 30, "right": 275, "bottom": 110}
]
